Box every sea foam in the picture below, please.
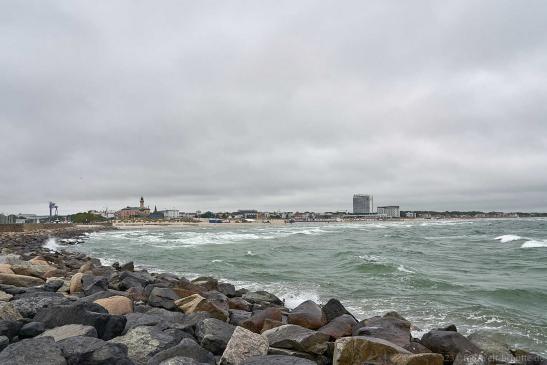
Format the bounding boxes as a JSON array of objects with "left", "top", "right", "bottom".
[
  {"left": 43, "top": 237, "right": 60, "bottom": 252},
  {"left": 521, "top": 240, "right": 547, "bottom": 248},
  {"left": 495, "top": 234, "right": 524, "bottom": 243}
]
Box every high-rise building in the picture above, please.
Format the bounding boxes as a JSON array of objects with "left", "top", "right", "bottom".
[{"left": 353, "top": 194, "right": 373, "bottom": 214}]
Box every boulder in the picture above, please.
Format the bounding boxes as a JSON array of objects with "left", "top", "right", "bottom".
[
  {"left": 148, "top": 338, "right": 216, "bottom": 365},
  {"left": 121, "top": 261, "right": 134, "bottom": 272},
  {"left": 34, "top": 302, "right": 126, "bottom": 340},
  {"left": 82, "top": 275, "right": 109, "bottom": 296},
  {"left": 421, "top": 330, "right": 481, "bottom": 362},
  {"left": 79, "top": 261, "right": 95, "bottom": 273},
  {"left": 240, "top": 308, "right": 282, "bottom": 333},
  {"left": 262, "top": 324, "right": 330, "bottom": 355},
  {"left": 11, "top": 262, "right": 56, "bottom": 280},
  {"left": 229, "top": 297, "right": 252, "bottom": 311},
  {"left": 195, "top": 318, "right": 236, "bottom": 355},
  {"left": 261, "top": 319, "right": 283, "bottom": 333},
  {"left": 0, "top": 336, "right": 67, "bottom": 365},
  {"left": 332, "top": 336, "right": 410, "bottom": 365},
  {"left": 158, "top": 357, "right": 211, "bottom": 365},
  {"left": 176, "top": 294, "right": 229, "bottom": 321},
  {"left": 229, "top": 309, "right": 252, "bottom": 326},
  {"left": 467, "top": 331, "right": 517, "bottom": 363},
  {"left": 109, "top": 325, "right": 186, "bottom": 365},
  {"left": 242, "top": 355, "right": 316, "bottom": 364},
  {"left": 288, "top": 300, "right": 327, "bottom": 330},
  {"left": 242, "top": 291, "right": 283, "bottom": 305},
  {"left": 149, "top": 287, "right": 180, "bottom": 310},
  {"left": 218, "top": 282, "right": 236, "bottom": 297},
  {"left": 0, "top": 335, "right": 8, "bottom": 351},
  {"left": 453, "top": 352, "right": 488, "bottom": 365},
  {"left": 0, "top": 264, "right": 14, "bottom": 274},
  {"left": 19, "top": 321, "right": 45, "bottom": 338},
  {"left": 94, "top": 295, "right": 134, "bottom": 315},
  {"left": 119, "top": 271, "right": 154, "bottom": 290},
  {"left": 390, "top": 353, "right": 444, "bottom": 365},
  {"left": 191, "top": 276, "right": 218, "bottom": 291},
  {"left": 220, "top": 326, "right": 269, "bottom": 365},
  {"left": 44, "top": 277, "right": 65, "bottom": 292},
  {"left": 58, "top": 335, "right": 132, "bottom": 365},
  {"left": 39, "top": 324, "right": 98, "bottom": 341},
  {"left": 0, "top": 319, "right": 23, "bottom": 340},
  {"left": 0, "top": 290, "right": 13, "bottom": 301},
  {"left": 0, "top": 302, "right": 22, "bottom": 320},
  {"left": 11, "top": 291, "right": 70, "bottom": 318},
  {"left": 318, "top": 314, "right": 356, "bottom": 339},
  {"left": 0, "top": 273, "right": 44, "bottom": 287},
  {"left": 321, "top": 298, "right": 355, "bottom": 322},
  {"left": 69, "top": 273, "right": 84, "bottom": 294},
  {"left": 353, "top": 312, "right": 412, "bottom": 347}
]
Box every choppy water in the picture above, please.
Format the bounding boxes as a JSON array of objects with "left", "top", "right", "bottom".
[{"left": 71, "top": 219, "right": 547, "bottom": 355}]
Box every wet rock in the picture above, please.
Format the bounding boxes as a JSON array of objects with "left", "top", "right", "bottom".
[
  {"left": 176, "top": 294, "right": 229, "bottom": 322},
  {"left": 0, "top": 302, "right": 22, "bottom": 320},
  {"left": 421, "top": 330, "right": 481, "bottom": 363},
  {"left": 82, "top": 275, "right": 109, "bottom": 296},
  {"left": 262, "top": 324, "right": 330, "bottom": 355},
  {"left": 240, "top": 307, "right": 282, "bottom": 333},
  {"left": 218, "top": 283, "right": 236, "bottom": 297},
  {"left": 220, "top": 326, "right": 269, "bottom": 365},
  {"left": 229, "top": 297, "right": 252, "bottom": 311},
  {"left": 19, "top": 321, "right": 45, "bottom": 338},
  {"left": 34, "top": 302, "right": 126, "bottom": 340},
  {"left": 195, "top": 318, "right": 236, "bottom": 355},
  {"left": 110, "top": 325, "right": 188, "bottom": 365},
  {"left": 241, "top": 355, "right": 316, "bottom": 365},
  {"left": 58, "top": 335, "right": 132, "bottom": 365},
  {"left": 119, "top": 271, "right": 154, "bottom": 291},
  {"left": 352, "top": 312, "right": 412, "bottom": 347},
  {"left": 332, "top": 336, "right": 410, "bottom": 365},
  {"left": 148, "top": 338, "right": 216, "bottom": 365},
  {"left": 94, "top": 295, "right": 134, "bottom": 315},
  {"left": 318, "top": 314, "right": 356, "bottom": 339},
  {"left": 149, "top": 287, "right": 180, "bottom": 310},
  {"left": 242, "top": 291, "right": 282, "bottom": 306},
  {"left": 0, "top": 273, "right": 44, "bottom": 287},
  {"left": 39, "top": 324, "right": 98, "bottom": 341},
  {"left": 191, "top": 276, "right": 219, "bottom": 291},
  {"left": 121, "top": 261, "right": 134, "bottom": 272},
  {"left": 439, "top": 324, "right": 458, "bottom": 332},
  {"left": 288, "top": 300, "right": 327, "bottom": 330},
  {"left": 0, "top": 336, "right": 67, "bottom": 365},
  {"left": 467, "top": 331, "right": 517, "bottom": 363},
  {"left": 321, "top": 298, "right": 355, "bottom": 322}
]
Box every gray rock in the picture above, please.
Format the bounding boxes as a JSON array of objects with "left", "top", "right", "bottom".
[
  {"left": 11, "top": 291, "right": 70, "bottom": 318},
  {"left": 318, "top": 314, "right": 356, "bottom": 339},
  {"left": 0, "top": 335, "right": 9, "bottom": 351},
  {"left": 39, "top": 324, "right": 98, "bottom": 341},
  {"left": 287, "top": 300, "right": 327, "bottom": 330},
  {"left": 82, "top": 275, "right": 109, "bottom": 296},
  {"left": 149, "top": 287, "right": 179, "bottom": 310},
  {"left": 218, "top": 283, "right": 236, "bottom": 298},
  {"left": 159, "top": 357, "right": 210, "bottom": 365},
  {"left": 242, "top": 291, "right": 282, "bottom": 305},
  {"left": 421, "top": 330, "right": 481, "bottom": 362},
  {"left": 320, "top": 298, "right": 355, "bottom": 322},
  {"left": 242, "top": 355, "right": 316, "bottom": 365},
  {"left": 467, "top": 331, "right": 517, "bottom": 363},
  {"left": 261, "top": 324, "right": 330, "bottom": 355},
  {"left": 119, "top": 271, "right": 154, "bottom": 290},
  {"left": 148, "top": 338, "right": 216, "bottom": 365},
  {"left": 0, "top": 336, "right": 67, "bottom": 365},
  {"left": 19, "top": 321, "right": 45, "bottom": 338},
  {"left": 0, "top": 301, "right": 22, "bottom": 320},
  {"left": 195, "top": 318, "right": 236, "bottom": 355},
  {"left": 352, "top": 312, "right": 412, "bottom": 347},
  {"left": 109, "top": 325, "right": 184, "bottom": 365},
  {"left": 34, "top": 302, "right": 126, "bottom": 340},
  {"left": 0, "top": 319, "right": 23, "bottom": 340},
  {"left": 58, "top": 335, "right": 132, "bottom": 365},
  {"left": 453, "top": 352, "right": 488, "bottom": 365},
  {"left": 229, "top": 310, "right": 252, "bottom": 326},
  {"left": 220, "top": 326, "right": 269, "bottom": 365}
]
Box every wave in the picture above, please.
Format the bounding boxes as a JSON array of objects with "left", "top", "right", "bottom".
[
  {"left": 43, "top": 237, "right": 61, "bottom": 252},
  {"left": 495, "top": 234, "right": 525, "bottom": 243},
  {"left": 521, "top": 240, "right": 547, "bottom": 248},
  {"left": 397, "top": 265, "right": 415, "bottom": 274}
]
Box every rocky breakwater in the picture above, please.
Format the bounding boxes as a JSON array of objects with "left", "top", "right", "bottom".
[{"left": 0, "top": 229, "right": 545, "bottom": 365}]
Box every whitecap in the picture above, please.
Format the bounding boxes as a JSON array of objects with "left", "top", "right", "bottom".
[
  {"left": 521, "top": 240, "right": 547, "bottom": 248},
  {"left": 495, "top": 234, "right": 524, "bottom": 243},
  {"left": 397, "top": 265, "right": 415, "bottom": 274},
  {"left": 245, "top": 250, "right": 255, "bottom": 256},
  {"left": 43, "top": 237, "right": 60, "bottom": 252},
  {"left": 211, "top": 259, "right": 223, "bottom": 263}
]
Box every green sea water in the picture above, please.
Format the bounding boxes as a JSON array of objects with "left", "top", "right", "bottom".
[{"left": 70, "top": 218, "right": 547, "bottom": 355}]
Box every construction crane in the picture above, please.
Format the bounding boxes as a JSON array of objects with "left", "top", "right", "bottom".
[{"left": 49, "top": 202, "right": 58, "bottom": 221}]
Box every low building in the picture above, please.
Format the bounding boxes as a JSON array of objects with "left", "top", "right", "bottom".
[
  {"left": 116, "top": 197, "right": 151, "bottom": 219},
  {"left": 162, "top": 209, "right": 179, "bottom": 220},
  {"left": 377, "top": 206, "right": 400, "bottom": 218}
]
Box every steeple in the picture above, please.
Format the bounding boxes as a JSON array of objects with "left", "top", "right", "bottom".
[
  {"left": 140, "top": 196, "right": 144, "bottom": 209},
  {"left": 154, "top": 205, "right": 157, "bottom": 213}
]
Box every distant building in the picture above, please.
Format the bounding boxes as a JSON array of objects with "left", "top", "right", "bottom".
[
  {"left": 353, "top": 194, "right": 373, "bottom": 214},
  {"left": 377, "top": 206, "right": 400, "bottom": 218},
  {"left": 236, "top": 210, "right": 258, "bottom": 219},
  {"left": 162, "top": 210, "right": 179, "bottom": 220},
  {"left": 148, "top": 206, "right": 164, "bottom": 220},
  {"left": 116, "top": 197, "right": 151, "bottom": 219}
]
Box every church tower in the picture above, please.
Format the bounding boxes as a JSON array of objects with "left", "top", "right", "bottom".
[{"left": 140, "top": 196, "right": 144, "bottom": 209}]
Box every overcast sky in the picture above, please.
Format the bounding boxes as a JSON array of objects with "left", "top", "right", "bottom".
[{"left": 1, "top": 1, "right": 547, "bottom": 215}]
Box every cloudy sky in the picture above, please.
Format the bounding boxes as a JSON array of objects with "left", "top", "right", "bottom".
[{"left": 1, "top": 1, "right": 547, "bottom": 215}]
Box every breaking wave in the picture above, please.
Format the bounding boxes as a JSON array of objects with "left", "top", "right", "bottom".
[
  {"left": 495, "top": 234, "right": 524, "bottom": 243},
  {"left": 521, "top": 240, "right": 547, "bottom": 248}
]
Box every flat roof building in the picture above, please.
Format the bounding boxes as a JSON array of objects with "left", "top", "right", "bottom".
[
  {"left": 377, "top": 206, "right": 400, "bottom": 218},
  {"left": 353, "top": 194, "right": 373, "bottom": 214}
]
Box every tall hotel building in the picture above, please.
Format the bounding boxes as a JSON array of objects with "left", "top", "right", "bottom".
[{"left": 353, "top": 194, "right": 373, "bottom": 214}]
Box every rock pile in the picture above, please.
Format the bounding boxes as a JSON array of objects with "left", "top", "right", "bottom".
[{"left": 0, "top": 228, "right": 545, "bottom": 365}]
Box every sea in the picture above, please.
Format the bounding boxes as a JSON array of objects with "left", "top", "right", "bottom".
[{"left": 67, "top": 218, "right": 547, "bottom": 355}]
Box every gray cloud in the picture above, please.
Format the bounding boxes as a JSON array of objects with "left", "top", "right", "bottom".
[{"left": 1, "top": 0, "right": 547, "bottom": 214}]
